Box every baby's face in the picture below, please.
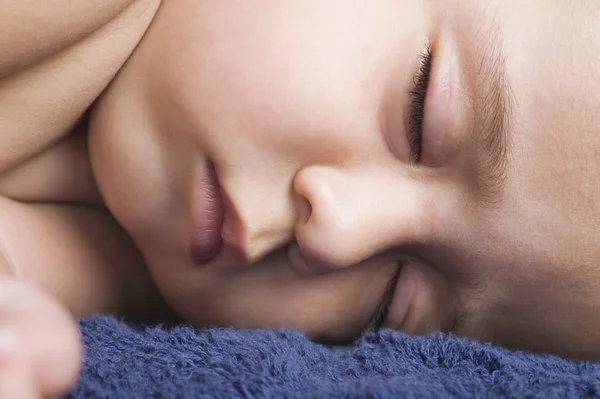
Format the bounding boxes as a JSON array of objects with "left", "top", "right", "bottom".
[{"left": 89, "top": 0, "right": 600, "bottom": 358}]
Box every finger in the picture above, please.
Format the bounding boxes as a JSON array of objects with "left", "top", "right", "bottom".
[
  {"left": 0, "top": 278, "right": 82, "bottom": 397},
  {"left": 0, "top": 329, "right": 38, "bottom": 399}
]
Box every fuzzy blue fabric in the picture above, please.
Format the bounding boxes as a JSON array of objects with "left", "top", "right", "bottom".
[{"left": 68, "top": 316, "right": 600, "bottom": 398}]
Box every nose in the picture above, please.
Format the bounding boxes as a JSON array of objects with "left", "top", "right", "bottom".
[
  {"left": 221, "top": 172, "right": 298, "bottom": 264},
  {"left": 292, "top": 165, "right": 431, "bottom": 272}
]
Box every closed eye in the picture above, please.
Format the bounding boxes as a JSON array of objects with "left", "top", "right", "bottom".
[
  {"left": 407, "top": 44, "right": 433, "bottom": 163},
  {"left": 365, "top": 264, "right": 402, "bottom": 331}
]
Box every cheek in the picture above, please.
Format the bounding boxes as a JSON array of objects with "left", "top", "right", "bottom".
[
  {"left": 88, "top": 77, "right": 184, "bottom": 248},
  {"left": 450, "top": 232, "right": 595, "bottom": 357},
  {"left": 466, "top": 281, "right": 567, "bottom": 355},
  {"left": 138, "top": 0, "right": 392, "bottom": 159},
  {"left": 157, "top": 251, "right": 395, "bottom": 341}
]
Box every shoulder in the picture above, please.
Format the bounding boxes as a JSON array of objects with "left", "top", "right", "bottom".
[
  {"left": 0, "top": 0, "right": 144, "bottom": 78},
  {"left": 0, "top": 0, "right": 162, "bottom": 177}
]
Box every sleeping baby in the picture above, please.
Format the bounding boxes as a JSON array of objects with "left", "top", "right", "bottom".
[{"left": 2, "top": 0, "right": 600, "bottom": 397}]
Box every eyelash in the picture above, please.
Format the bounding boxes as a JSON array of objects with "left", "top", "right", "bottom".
[{"left": 407, "top": 45, "right": 433, "bottom": 163}]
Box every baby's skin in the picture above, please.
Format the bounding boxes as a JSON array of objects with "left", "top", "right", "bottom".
[
  {"left": 0, "top": 1, "right": 164, "bottom": 396},
  {"left": 1, "top": 0, "right": 600, "bottom": 397}
]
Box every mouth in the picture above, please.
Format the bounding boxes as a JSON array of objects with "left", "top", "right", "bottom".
[{"left": 189, "top": 162, "right": 225, "bottom": 265}]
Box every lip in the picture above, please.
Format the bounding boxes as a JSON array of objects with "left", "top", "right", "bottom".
[{"left": 189, "top": 163, "right": 226, "bottom": 265}]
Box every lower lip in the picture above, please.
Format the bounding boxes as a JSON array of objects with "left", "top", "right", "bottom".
[{"left": 189, "top": 164, "right": 225, "bottom": 264}]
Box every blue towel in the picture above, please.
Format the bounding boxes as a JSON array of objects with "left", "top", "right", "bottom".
[{"left": 68, "top": 316, "right": 600, "bottom": 398}]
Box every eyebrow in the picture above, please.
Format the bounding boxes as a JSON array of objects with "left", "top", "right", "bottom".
[
  {"left": 364, "top": 264, "right": 402, "bottom": 332},
  {"left": 468, "top": 21, "right": 513, "bottom": 205}
]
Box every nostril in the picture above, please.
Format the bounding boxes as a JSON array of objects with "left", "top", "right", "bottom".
[
  {"left": 287, "top": 242, "right": 312, "bottom": 275},
  {"left": 292, "top": 165, "right": 367, "bottom": 270},
  {"left": 286, "top": 242, "right": 335, "bottom": 275},
  {"left": 294, "top": 195, "right": 312, "bottom": 227},
  {"left": 292, "top": 167, "right": 320, "bottom": 232},
  {"left": 292, "top": 165, "right": 338, "bottom": 229}
]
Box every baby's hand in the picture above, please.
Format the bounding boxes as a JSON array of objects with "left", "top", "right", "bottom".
[{"left": 0, "top": 277, "right": 81, "bottom": 398}]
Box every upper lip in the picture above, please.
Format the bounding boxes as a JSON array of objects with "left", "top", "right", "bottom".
[
  {"left": 189, "top": 163, "right": 247, "bottom": 266},
  {"left": 189, "top": 163, "right": 226, "bottom": 264}
]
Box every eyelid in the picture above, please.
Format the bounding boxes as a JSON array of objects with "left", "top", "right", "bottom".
[
  {"left": 364, "top": 264, "right": 402, "bottom": 331},
  {"left": 407, "top": 44, "right": 434, "bottom": 163}
]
